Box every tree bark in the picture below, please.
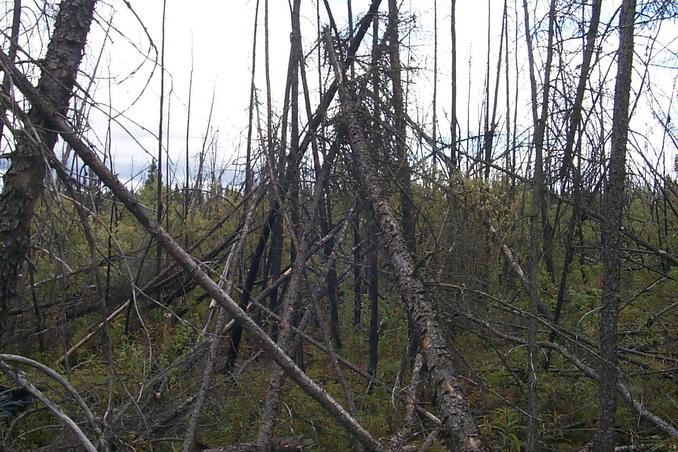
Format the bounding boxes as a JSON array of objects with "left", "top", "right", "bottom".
[
  {"left": 325, "top": 30, "right": 482, "bottom": 451},
  {"left": 367, "top": 217, "right": 379, "bottom": 378},
  {"left": 522, "top": 0, "right": 557, "bottom": 446},
  {"left": 598, "top": 0, "right": 636, "bottom": 449},
  {"left": 387, "top": 0, "right": 416, "bottom": 255},
  {"left": 351, "top": 209, "right": 362, "bottom": 326},
  {"left": 449, "top": 0, "right": 457, "bottom": 170},
  {"left": 0, "top": 0, "right": 97, "bottom": 343}
]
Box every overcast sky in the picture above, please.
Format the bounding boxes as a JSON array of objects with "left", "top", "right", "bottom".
[
  {"left": 2, "top": 1, "right": 676, "bottom": 185},
  {"left": 81, "top": 0, "right": 502, "bottom": 188}
]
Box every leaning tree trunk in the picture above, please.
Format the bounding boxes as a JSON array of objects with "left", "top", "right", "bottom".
[
  {"left": 0, "top": 0, "right": 97, "bottom": 343},
  {"left": 598, "top": 0, "right": 636, "bottom": 449},
  {"left": 325, "top": 30, "right": 482, "bottom": 452}
]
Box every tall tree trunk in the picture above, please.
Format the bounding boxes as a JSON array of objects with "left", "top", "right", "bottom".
[
  {"left": 183, "top": 45, "right": 194, "bottom": 246},
  {"left": 559, "top": 0, "right": 602, "bottom": 184},
  {"left": 0, "top": 0, "right": 97, "bottom": 343},
  {"left": 522, "top": 0, "right": 556, "bottom": 447},
  {"left": 367, "top": 217, "right": 379, "bottom": 378},
  {"left": 432, "top": 0, "right": 438, "bottom": 174},
  {"left": 598, "top": 0, "right": 636, "bottom": 449},
  {"left": 549, "top": 0, "right": 601, "bottom": 338},
  {"left": 156, "top": 0, "right": 167, "bottom": 273},
  {"left": 485, "top": 0, "right": 507, "bottom": 183},
  {"left": 0, "top": 0, "right": 21, "bottom": 149},
  {"left": 325, "top": 30, "right": 482, "bottom": 451},
  {"left": 483, "top": 0, "right": 491, "bottom": 180},
  {"left": 449, "top": 0, "right": 457, "bottom": 171},
  {"left": 387, "top": 0, "right": 415, "bottom": 255}
]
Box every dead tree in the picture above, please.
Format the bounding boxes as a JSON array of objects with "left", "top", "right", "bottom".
[
  {"left": 0, "top": 49, "right": 384, "bottom": 451},
  {"left": 0, "top": 0, "right": 98, "bottom": 344},
  {"left": 598, "top": 0, "right": 637, "bottom": 449},
  {"left": 387, "top": 0, "right": 415, "bottom": 255},
  {"left": 325, "top": 29, "right": 483, "bottom": 452},
  {"left": 522, "top": 0, "right": 557, "bottom": 447}
]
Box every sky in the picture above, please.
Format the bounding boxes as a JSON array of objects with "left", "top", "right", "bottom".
[
  {"left": 1, "top": 0, "right": 676, "bottom": 186},
  {"left": 79, "top": 0, "right": 500, "bottom": 189}
]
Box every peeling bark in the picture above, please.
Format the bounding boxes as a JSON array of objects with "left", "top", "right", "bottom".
[{"left": 324, "top": 30, "right": 483, "bottom": 452}]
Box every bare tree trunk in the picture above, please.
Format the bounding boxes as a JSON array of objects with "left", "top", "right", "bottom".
[
  {"left": 449, "top": 0, "right": 457, "bottom": 171},
  {"left": 544, "top": 1, "right": 603, "bottom": 369},
  {"left": 325, "top": 30, "right": 482, "bottom": 451},
  {"left": 367, "top": 218, "right": 379, "bottom": 379},
  {"left": 482, "top": 0, "right": 491, "bottom": 180},
  {"left": 522, "top": 0, "right": 556, "bottom": 283},
  {"left": 522, "top": 0, "right": 556, "bottom": 447},
  {"left": 432, "top": 0, "right": 438, "bottom": 174},
  {"left": 559, "top": 0, "right": 601, "bottom": 184},
  {"left": 351, "top": 209, "right": 362, "bottom": 326},
  {"left": 183, "top": 45, "right": 194, "bottom": 246},
  {"left": 156, "top": 0, "right": 167, "bottom": 273},
  {"left": 0, "top": 0, "right": 97, "bottom": 343},
  {"left": 598, "top": 0, "right": 636, "bottom": 449},
  {"left": 387, "top": 0, "right": 416, "bottom": 255},
  {"left": 0, "top": 0, "right": 21, "bottom": 149},
  {"left": 244, "top": 0, "right": 260, "bottom": 201},
  {"left": 367, "top": 10, "right": 380, "bottom": 379},
  {"left": 503, "top": 0, "right": 511, "bottom": 191},
  {"left": 485, "top": 0, "right": 507, "bottom": 182}
]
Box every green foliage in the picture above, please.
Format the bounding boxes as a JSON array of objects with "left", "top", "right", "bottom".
[
  {"left": 5, "top": 170, "right": 677, "bottom": 450},
  {"left": 481, "top": 407, "right": 523, "bottom": 451}
]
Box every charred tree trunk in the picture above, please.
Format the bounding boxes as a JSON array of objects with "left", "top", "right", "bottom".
[
  {"left": 224, "top": 210, "right": 273, "bottom": 374},
  {"left": 321, "top": 189, "right": 342, "bottom": 349},
  {"left": 522, "top": 0, "right": 557, "bottom": 446},
  {"left": 598, "top": 0, "right": 636, "bottom": 449},
  {"left": 351, "top": 209, "right": 362, "bottom": 326},
  {"left": 0, "top": 0, "right": 97, "bottom": 343},
  {"left": 559, "top": 0, "right": 602, "bottom": 184},
  {"left": 449, "top": 0, "right": 457, "bottom": 170},
  {"left": 367, "top": 217, "right": 379, "bottom": 379}
]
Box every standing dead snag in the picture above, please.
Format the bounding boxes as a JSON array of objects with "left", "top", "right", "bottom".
[
  {"left": 0, "top": 0, "right": 97, "bottom": 343},
  {"left": 598, "top": 0, "right": 636, "bottom": 449},
  {"left": 324, "top": 30, "right": 483, "bottom": 451}
]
